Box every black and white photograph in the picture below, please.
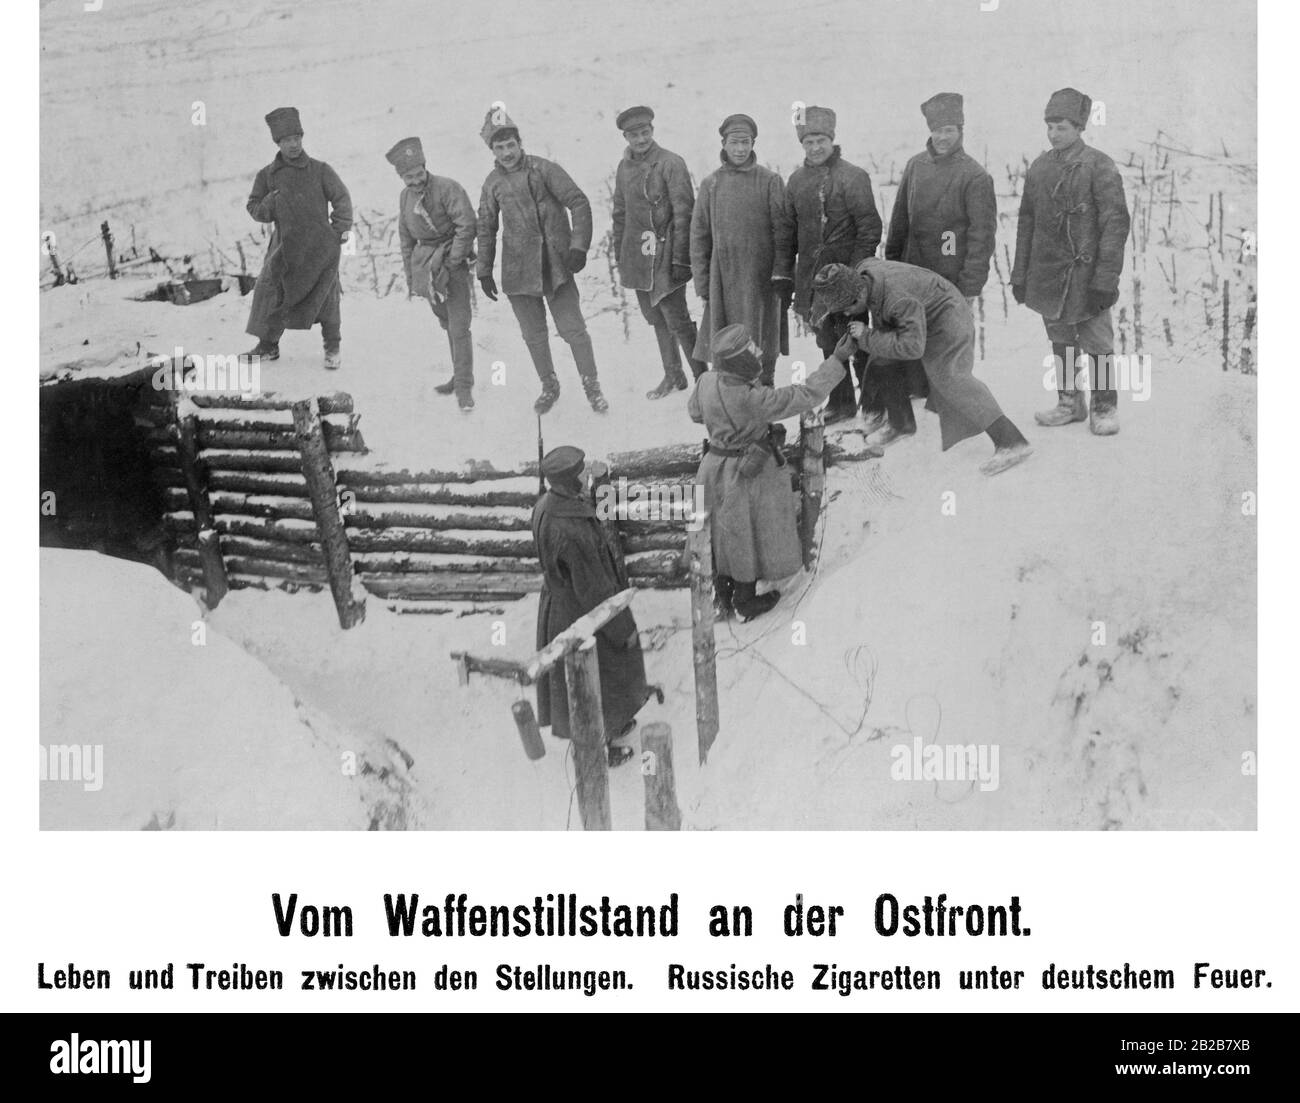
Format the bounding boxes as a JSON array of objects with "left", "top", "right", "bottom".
[{"left": 38, "top": 0, "right": 1257, "bottom": 833}]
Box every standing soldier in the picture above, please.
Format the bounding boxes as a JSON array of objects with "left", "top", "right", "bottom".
[
  {"left": 882, "top": 93, "right": 997, "bottom": 445},
  {"left": 533, "top": 445, "right": 649, "bottom": 767},
  {"left": 611, "top": 105, "right": 707, "bottom": 399},
  {"left": 688, "top": 324, "right": 852, "bottom": 622},
  {"left": 812, "top": 259, "right": 1032, "bottom": 476},
  {"left": 691, "top": 114, "right": 789, "bottom": 385},
  {"left": 1012, "top": 87, "right": 1131, "bottom": 436},
  {"left": 476, "top": 109, "right": 608, "bottom": 414},
  {"left": 774, "top": 105, "right": 882, "bottom": 424},
  {"left": 244, "top": 107, "right": 352, "bottom": 370},
  {"left": 386, "top": 137, "right": 477, "bottom": 412}
]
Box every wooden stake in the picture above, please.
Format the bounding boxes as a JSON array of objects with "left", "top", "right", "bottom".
[
  {"left": 641, "top": 722, "right": 681, "bottom": 831},
  {"left": 171, "top": 395, "right": 229, "bottom": 608},
  {"left": 291, "top": 397, "right": 365, "bottom": 628},
  {"left": 1222, "top": 280, "right": 1231, "bottom": 372},
  {"left": 799, "top": 408, "right": 825, "bottom": 569},
  {"left": 564, "top": 637, "right": 611, "bottom": 830},
  {"left": 512, "top": 699, "right": 546, "bottom": 761},
  {"left": 100, "top": 221, "right": 118, "bottom": 279},
  {"left": 686, "top": 518, "right": 720, "bottom": 764}
]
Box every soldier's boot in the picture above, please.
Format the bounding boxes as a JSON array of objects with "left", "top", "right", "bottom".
[
  {"left": 713, "top": 574, "right": 735, "bottom": 620},
  {"left": 434, "top": 378, "right": 457, "bottom": 396},
  {"left": 242, "top": 340, "right": 279, "bottom": 361},
  {"left": 732, "top": 580, "right": 780, "bottom": 623},
  {"left": 533, "top": 374, "right": 560, "bottom": 415},
  {"left": 584, "top": 383, "right": 610, "bottom": 414},
  {"left": 676, "top": 322, "right": 708, "bottom": 380},
  {"left": 646, "top": 362, "right": 689, "bottom": 400},
  {"left": 1034, "top": 389, "right": 1087, "bottom": 427},
  {"left": 980, "top": 415, "right": 1034, "bottom": 477},
  {"left": 1090, "top": 389, "right": 1120, "bottom": 436},
  {"left": 457, "top": 392, "right": 475, "bottom": 415},
  {"left": 323, "top": 343, "right": 342, "bottom": 371}
]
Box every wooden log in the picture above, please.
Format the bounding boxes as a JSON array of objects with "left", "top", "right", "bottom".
[
  {"left": 346, "top": 528, "right": 535, "bottom": 557},
  {"left": 174, "top": 490, "right": 316, "bottom": 521},
  {"left": 335, "top": 461, "right": 534, "bottom": 486},
  {"left": 622, "top": 531, "right": 687, "bottom": 554},
  {"left": 340, "top": 479, "right": 538, "bottom": 507},
  {"left": 343, "top": 504, "right": 532, "bottom": 532},
  {"left": 199, "top": 449, "right": 309, "bottom": 474},
  {"left": 565, "top": 637, "right": 612, "bottom": 831},
  {"left": 177, "top": 569, "right": 325, "bottom": 595},
  {"left": 354, "top": 552, "right": 540, "bottom": 574},
  {"left": 207, "top": 472, "right": 311, "bottom": 498},
  {"left": 197, "top": 529, "right": 228, "bottom": 607},
  {"left": 175, "top": 548, "right": 327, "bottom": 584},
  {"left": 687, "top": 518, "right": 720, "bottom": 765},
  {"left": 641, "top": 722, "right": 681, "bottom": 831},
  {"left": 191, "top": 391, "right": 354, "bottom": 414},
  {"left": 624, "top": 549, "right": 687, "bottom": 578},
  {"left": 292, "top": 398, "right": 365, "bottom": 628},
  {"left": 220, "top": 536, "right": 324, "bottom": 565},
  {"left": 1222, "top": 279, "right": 1230, "bottom": 372},
  {"left": 362, "top": 572, "right": 542, "bottom": 600},
  {"left": 191, "top": 410, "right": 359, "bottom": 433},
  {"left": 605, "top": 441, "right": 702, "bottom": 479},
  {"left": 197, "top": 424, "right": 367, "bottom": 453},
  {"left": 520, "top": 588, "right": 637, "bottom": 685},
  {"left": 171, "top": 396, "right": 228, "bottom": 607},
  {"left": 799, "top": 408, "right": 826, "bottom": 569}
]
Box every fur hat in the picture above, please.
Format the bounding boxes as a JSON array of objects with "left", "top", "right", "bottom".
[
  {"left": 385, "top": 137, "right": 425, "bottom": 174},
  {"left": 795, "top": 105, "right": 836, "bottom": 142},
  {"left": 811, "top": 263, "right": 864, "bottom": 317},
  {"left": 921, "top": 93, "right": 964, "bottom": 129},
  {"left": 481, "top": 106, "right": 520, "bottom": 147},
  {"left": 265, "top": 107, "right": 303, "bottom": 143},
  {"left": 1044, "top": 87, "right": 1091, "bottom": 128}
]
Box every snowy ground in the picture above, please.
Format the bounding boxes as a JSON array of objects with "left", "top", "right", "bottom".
[{"left": 39, "top": 0, "right": 1256, "bottom": 828}]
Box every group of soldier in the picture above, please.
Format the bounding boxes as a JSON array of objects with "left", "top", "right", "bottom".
[{"left": 238, "top": 87, "right": 1131, "bottom": 761}]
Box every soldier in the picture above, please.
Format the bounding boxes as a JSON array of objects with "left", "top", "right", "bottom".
[
  {"left": 386, "top": 137, "right": 477, "bottom": 412},
  {"left": 813, "top": 259, "right": 1031, "bottom": 476},
  {"left": 243, "top": 107, "right": 352, "bottom": 370},
  {"left": 774, "top": 105, "right": 882, "bottom": 424},
  {"left": 881, "top": 93, "right": 998, "bottom": 445},
  {"left": 611, "top": 105, "right": 707, "bottom": 399},
  {"left": 691, "top": 114, "right": 789, "bottom": 386},
  {"left": 476, "top": 109, "right": 608, "bottom": 414},
  {"left": 1012, "top": 87, "right": 1131, "bottom": 436},
  {"left": 533, "top": 445, "right": 650, "bottom": 767},
  {"left": 688, "top": 323, "right": 852, "bottom": 622}
]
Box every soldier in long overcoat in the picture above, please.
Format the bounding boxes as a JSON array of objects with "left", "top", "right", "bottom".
[
  {"left": 882, "top": 93, "right": 998, "bottom": 441},
  {"left": 387, "top": 137, "right": 477, "bottom": 411},
  {"left": 1012, "top": 87, "right": 1131, "bottom": 436},
  {"left": 773, "top": 105, "right": 881, "bottom": 423},
  {"left": 533, "top": 446, "right": 649, "bottom": 764},
  {"left": 688, "top": 324, "right": 850, "bottom": 621},
  {"left": 813, "top": 259, "right": 1031, "bottom": 476},
  {"left": 691, "top": 114, "right": 789, "bottom": 385},
  {"left": 611, "top": 105, "right": 706, "bottom": 399},
  {"left": 244, "top": 107, "right": 353, "bottom": 370}
]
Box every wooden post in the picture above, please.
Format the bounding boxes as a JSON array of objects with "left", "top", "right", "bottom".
[
  {"left": 100, "top": 221, "right": 118, "bottom": 279},
  {"left": 171, "top": 394, "right": 229, "bottom": 608},
  {"left": 799, "top": 408, "right": 825, "bottom": 568},
  {"left": 564, "top": 637, "right": 611, "bottom": 830},
  {"left": 641, "top": 722, "right": 681, "bottom": 830},
  {"left": 291, "top": 397, "right": 365, "bottom": 628},
  {"left": 1222, "top": 280, "right": 1231, "bottom": 372},
  {"left": 686, "top": 518, "right": 720, "bottom": 764}
]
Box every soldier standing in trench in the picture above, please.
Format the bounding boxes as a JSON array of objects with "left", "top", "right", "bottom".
[{"left": 533, "top": 445, "right": 650, "bottom": 767}]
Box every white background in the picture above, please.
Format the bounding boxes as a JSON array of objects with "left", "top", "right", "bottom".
[{"left": 5, "top": 0, "right": 1292, "bottom": 1014}]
